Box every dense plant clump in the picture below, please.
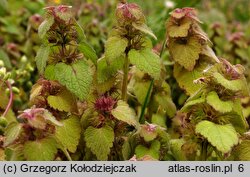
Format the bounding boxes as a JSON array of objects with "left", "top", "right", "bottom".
[{"left": 0, "top": 0, "right": 250, "bottom": 161}]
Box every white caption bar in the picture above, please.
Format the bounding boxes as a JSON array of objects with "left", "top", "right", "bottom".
[{"left": 0, "top": 161, "right": 249, "bottom": 177}]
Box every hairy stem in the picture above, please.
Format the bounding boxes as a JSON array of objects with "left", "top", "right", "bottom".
[
  {"left": 121, "top": 55, "right": 129, "bottom": 101},
  {"left": 2, "top": 80, "right": 13, "bottom": 117}
]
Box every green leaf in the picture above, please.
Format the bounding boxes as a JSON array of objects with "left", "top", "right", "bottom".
[
  {"left": 96, "top": 77, "right": 117, "bottom": 94},
  {"left": 182, "top": 98, "right": 205, "bottom": 113},
  {"left": 219, "top": 113, "right": 247, "bottom": 134},
  {"left": 170, "top": 139, "right": 187, "bottom": 161},
  {"left": 201, "top": 45, "right": 220, "bottom": 63},
  {"left": 5, "top": 145, "right": 24, "bottom": 161},
  {"left": 4, "top": 122, "right": 23, "bottom": 146},
  {"left": 206, "top": 91, "right": 233, "bottom": 113},
  {"left": 74, "top": 20, "right": 86, "bottom": 42},
  {"left": 173, "top": 62, "right": 205, "bottom": 95},
  {"left": 36, "top": 45, "right": 50, "bottom": 74},
  {"left": 57, "top": 8, "right": 72, "bottom": 22},
  {"left": 135, "top": 140, "right": 160, "bottom": 159},
  {"left": 154, "top": 93, "right": 176, "bottom": 118},
  {"left": 0, "top": 49, "right": 12, "bottom": 69},
  {"left": 105, "top": 36, "right": 128, "bottom": 63},
  {"left": 78, "top": 40, "right": 98, "bottom": 65},
  {"left": 152, "top": 114, "right": 166, "bottom": 128},
  {"left": 23, "top": 137, "right": 57, "bottom": 161},
  {"left": 169, "top": 36, "right": 202, "bottom": 71},
  {"left": 243, "top": 106, "right": 250, "bottom": 119},
  {"left": 55, "top": 116, "right": 81, "bottom": 153},
  {"left": 196, "top": 120, "right": 239, "bottom": 153},
  {"left": 97, "top": 56, "right": 124, "bottom": 83},
  {"left": 134, "top": 81, "right": 151, "bottom": 104},
  {"left": 222, "top": 100, "right": 248, "bottom": 134},
  {"left": 122, "top": 140, "right": 131, "bottom": 160},
  {"left": 43, "top": 110, "right": 63, "bottom": 127},
  {"left": 55, "top": 60, "right": 92, "bottom": 100},
  {"left": 128, "top": 49, "right": 161, "bottom": 79},
  {"left": 47, "top": 89, "right": 75, "bottom": 112},
  {"left": 44, "top": 65, "right": 56, "bottom": 80},
  {"left": 232, "top": 140, "right": 250, "bottom": 161},
  {"left": 167, "top": 17, "right": 192, "bottom": 38},
  {"left": 212, "top": 72, "right": 249, "bottom": 95},
  {"left": 132, "top": 23, "right": 157, "bottom": 40},
  {"left": 38, "top": 16, "right": 54, "bottom": 38},
  {"left": 0, "top": 0, "right": 8, "bottom": 13},
  {"left": 84, "top": 125, "right": 114, "bottom": 160},
  {"left": 111, "top": 100, "right": 137, "bottom": 127}
]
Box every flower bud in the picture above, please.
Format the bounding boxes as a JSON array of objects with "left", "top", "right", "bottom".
[
  {"left": 12, "top": 86, "right": 20, "bottom": 94},
  {"left": 20, "top": 56, "right": 27, "bottom": 63},
  {"left": 0, "top": 67, "right": 6, "bottom": 76},
  {"left": 29, "top": 14, "right": 43, "bottom": 30},
  {"left": 116, "top": 3, "right": 145, "bottom": 25},
  {"left": 95, "top": 96, "right": 116, "bottom": 112},
  {"left": 3, "top": 72, "right": 11, "bottom": 80}
]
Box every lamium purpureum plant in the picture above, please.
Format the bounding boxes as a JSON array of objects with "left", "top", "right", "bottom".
[
  {"left": 1, "top": 2, "right": 170, "bottom": 161},
  {"left": 2, "top": 2, "right": 249, "bottom": 162},
  {"left": 2, "top": 5, "right": 98, "bottom": 161},
  {"left": 167, "top": 8, "right": 250, "bottom": 160},
  {"left": 101, "top": 2, "right": 160, "bottom": 100}
]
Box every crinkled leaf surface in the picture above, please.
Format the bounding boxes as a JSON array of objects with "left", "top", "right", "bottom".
[
  {"left": 44, "top": 65, "right": 56, "bottom": 80},
  {"left": 23, "top": 137, "right": 57, "bottom": 161},
  {"left": 169, "top": 36, "right": 202, "bottom": 71},
  {"left": 55, "top": 60, "right": 92, "bottom": 100},
  {"left": 78, "top": 40, "right": 98, "bottom": 65},
  {"left": 4, "top": 122, "right": 23, "bottom": 146},
  {"left": 152, "top": 114, "right": 166, "bottom": 128},
  {"left": 167, "top": 17, "right": 192, "bottom": 38},
  {"left": 232, "top": 140, "right": 250, "bottom": 161},
  {"left": 84, "top": 125, "right": 114, "bottom": 160},
  {"left": 47, "top": 89, "right": 75, "bottom": 112},
  {"left": 206, "top": 91, "right": 233, "bottom": 113},
  {"left": 132, "top": 23, "right": 157, "bottom": 39},
  {"left": 128, "top": 49, "right": 161, "bottom": 79},
  {"left": 201, "top": 45, "right": 220, "bottom": 63},
  {"left": 154, "top": 93, "right": 176, "bottom": 118},
  {"left": 5, "top": 145, "right": 24, "bottom": 161},
  {"left": 170, "top": 139, "right": 187, "bottom": 161},
  {"left": 36, "top": 45, "right": 50, "bottom": 74},
  {"left": 173, "top": 63, "right": 204, "bottom": 95},
  {"left": 212, "top": 72, "right": 249, "bottom": 96},
  {"left": 38, "top": 16, "right": 54, "bottom": 38},
  {"left": 97, "top": 56, "right": 124, "bottom": 83},
  {"left": 222, "top": 100, "right": 248, "bottom": 134},
  {"left": 55, "top": 116, "right": 81, "bottom": 153},
  {"left": 57, "top": 9, "right": 72, "bottom": 22},
  {"left": 111, "top": 100, "right": 137, "bottom": 127},
  {"left": 135, "top": 140, "right": 160, "bottom": 159},
  {"left": 105, "top": 36, "right": 128, "bottom": 63},
  {"left": 196, "top": 120, "right": 238, "bottom": 153},
  {"left": 181, "top": 96, "right": 205, "bottom": 112}
]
